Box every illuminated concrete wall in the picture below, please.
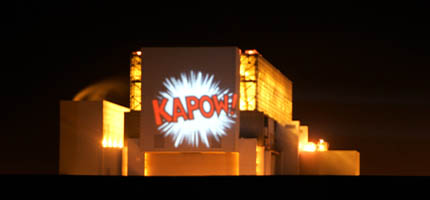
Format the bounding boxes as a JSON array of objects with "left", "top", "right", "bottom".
[
  {"left": 59, "top": 47, "right": 361, "bottom": 176},
  {"left": 59, "top": 100, "right": 127, "bottom": 175},
  {"left": 299, "top": 151, "right": 360, "bottom": 175},
  {"left": 140, "top": 47, "right": 240, "bottom": 152},
  {"left": 127, "top": 140, "right": 254, "bottom": 176},
  {"left": 238, "top": 138, "right": 257, "bottom": 175},
  {"left": 102, "top": 101, "right": 129, "bottom": 148},
  {"left": 144, "top": 152, "right": 239, "bottom": 176}
]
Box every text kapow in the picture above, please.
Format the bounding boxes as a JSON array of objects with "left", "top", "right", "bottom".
[{"left": 152, "top": 94, "right": 237, "bottom": 125}]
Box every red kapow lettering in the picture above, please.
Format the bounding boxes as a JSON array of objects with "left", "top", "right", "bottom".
[{"left": 152, "top": 94, "right": 237, "bottom": 125}]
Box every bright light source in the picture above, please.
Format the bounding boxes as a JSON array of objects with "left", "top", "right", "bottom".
[
  {"left": 317, "top": 138, "right": 328, "bottom": 151},
  {"left": 245, "top": 49, "right": 258, "bottom": 55},
  {"left": 317, "top": 144, "right": 325, "bottom": 151},
  {"left": 303, "top": 142, "right": 317, "bottom": 152},
  {"left": 136, "top": 51, "right": 142, "bottom": 56}
]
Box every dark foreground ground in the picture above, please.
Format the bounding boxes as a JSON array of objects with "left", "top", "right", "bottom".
[{"left": 3, "top": 175, "right": 429, "bottom": 196}]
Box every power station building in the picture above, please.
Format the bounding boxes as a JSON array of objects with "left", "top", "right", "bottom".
[{"left": 59, "top": 47, "right": 360, "bottom": 176}]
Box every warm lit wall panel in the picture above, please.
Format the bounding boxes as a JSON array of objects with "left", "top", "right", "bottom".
[
  {"left": 102, "top": 100, "right": 130, "bottom": 148},
  {"left": 240, "top": 55, "right": 257, "bottom": 111},
  {"left": 256, "top": 56, "right": 293, "bottom": 125},
  {"left": 299, "top": 150, "right": 360, "bottom": 176},
  {"left": 256, "top": 146, "right": 265, "bottom": 175},
  {"left": 122, "top": 146, "right": 128, "bottom": 176},
  {"left": 238, "top": 138, "right": 257, "bottom": 175},
  {"left": 144, "top": 152, "right": 239, "bottom": 176}
]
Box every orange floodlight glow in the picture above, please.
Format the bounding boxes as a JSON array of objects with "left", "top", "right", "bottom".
[
  {"left": 144, "top": 152, "right": 148, "bottom": 176},
  {"left": 245, "top": 49, "right": 259, "bottom": 55},
  {"left": 303, "top": 142, "right": 317, "bottom": 152},
  {"left": 143, "top": 152, "right": 239, "bottom": 176},
  {"left": 317, "top": 139, "right": 328, "bottom": 152},
  {"left": 256, "top": 146, "right": 265, "bottom": 175},
  {"left": 122, "top": 146, "right": 128, "bottom": 176},
  {"left": 302, "top": 139, "right": 328, "bottom": 152}
]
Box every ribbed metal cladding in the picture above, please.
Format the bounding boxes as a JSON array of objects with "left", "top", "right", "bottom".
[{"left": 240, "top": 51, "right": 293, "bottom": 125}]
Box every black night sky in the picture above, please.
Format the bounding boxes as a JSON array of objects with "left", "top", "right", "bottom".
[{"left": 7, "top": 2, "right": 430, "bottom": 175}]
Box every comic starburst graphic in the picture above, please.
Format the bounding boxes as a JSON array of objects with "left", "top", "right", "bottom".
[{"left": 157, "top": 70, "right": 236, "bottom": 148}]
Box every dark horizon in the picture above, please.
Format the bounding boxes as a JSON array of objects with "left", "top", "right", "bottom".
[{"left": 7, "top": 3, "right": 430, "bottom": 175}]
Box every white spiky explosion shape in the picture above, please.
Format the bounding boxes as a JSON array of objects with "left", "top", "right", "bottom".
[{"left": 157, "top": 70, "right": 236, "bottom": 148}]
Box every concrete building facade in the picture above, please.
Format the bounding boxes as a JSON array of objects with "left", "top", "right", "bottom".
[{"left": 59, "top": 47, "right": 360, "bottom": 176}]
